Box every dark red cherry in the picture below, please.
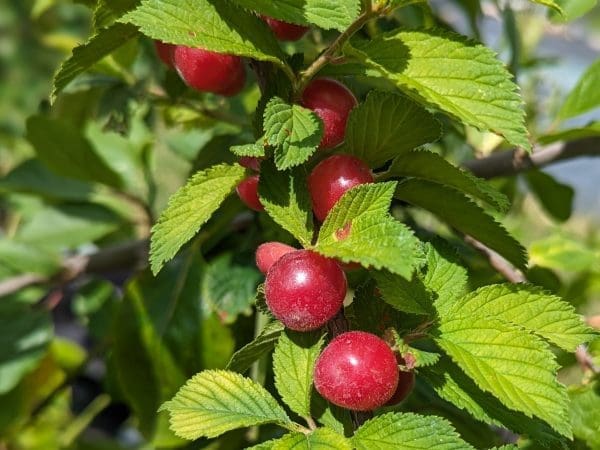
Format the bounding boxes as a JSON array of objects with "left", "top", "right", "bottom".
[
  {"left": 154, "top": 41, "right": 175, "bottom": 68},
  {"left": 255, "top": 242, "right": 296, "bottom": 274},
  {"left": 236, "top": 175, "right": 264, "bottom": 211},
  {"left": 262, "top": 16, "right": 310, "bottom": 41}
]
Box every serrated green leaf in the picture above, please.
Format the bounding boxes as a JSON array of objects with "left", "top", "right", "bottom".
[
  {"left": 160, "top": 370, "right": 293, "bottom": 440},
  {"left": 316, "top": 182, "right": 421, "bottom": 279},
  {"left": 345, "top": 29, "right": 530, "bottom": 151},
  {"left": 385, "top": 150, "right": 509, "bottom": 212},
  {"left": 569, "top": 381, "right": 600, "bottom": 448},
  {"left": 230, "top": 142, "right": 265, "bottom": 158},
  {"left": 558, "top": 58, "right": 600, "bottom": 120},
  {"left": 150, "top": 163, "right": 246, "bottom": 274},
  {"left": 311, "top": 392, "right": 353, "bottom": 436},
  {"left": 263, "top": 97, "right": 322, "bottom": 170},
  {"left": 372, "top": 271, "right": 431, "bottom": 314},
  {"left": 341, "top": 92, "right": 442, "bottom": 167},
  {"left": 93, "top": 0, "right": 140, "bottom": 29},
  {"left": 273, "top": 428, "right": 353, "bottom": 450},
  {"left": 227, "top": 320, "right": 284, "bottom": 373},
  {"left": 230, "top": 0, "right": 361, "bottom": 31},
  {"left": 435, "top": 317, "right": 572, "bottom": 437},
  {"left": 26, "top": 116, "right": 122, "bottom": 187},
  {"left": 525, "top": 170, "right": 574, "bottom": 222},
  {"left": 202, "top": 254, "right": 262, "bottom": 323},
  {"left": 346, "top": 280, "right": 405, "bottom": 335},
  {"left": 421, "top": 357, "right": 566, "bottom": 445},
  {"left": 395, "top": 179, "right": 527, "bottom": 271},
  {"left": 273, "top": 330, "right": 324, "bottom": 418},
  {"left": 352, "top": 412, "right": 475, "bottom": 450},
  {"left": 52, "top": 22, "right": 139, "bottom": 101},
  {"left": 438, "top": 283, "right": 595, "bottom": 352},
  {"left": 122, "top": 0, "right": 287, "bottom": 68},
  {"left": 422, "top": 240, "right": 468, "bottom": 305},
  {"left": 258, "top": 160, "right": 314, "bottom": 246}
]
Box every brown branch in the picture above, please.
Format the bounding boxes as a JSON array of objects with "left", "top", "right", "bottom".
[
  {"left": 463, "top": 137, "right": 600, "bottom": 179},
  {"left": 464, "top": 236, "right": 526, "bottom": 283},
  {"left": 0, "top": 240, "right": 148, "bottom": 298}
]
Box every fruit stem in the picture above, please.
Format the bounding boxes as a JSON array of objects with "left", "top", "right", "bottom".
[
  {"left": 294, "top": 8, "right": 379, "bottom": 99},
  {"left": 304, "top": 415, "right": 318, "bottom": 430}
]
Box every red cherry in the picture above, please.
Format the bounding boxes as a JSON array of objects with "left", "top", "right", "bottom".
[
  {"left": 301, "top": 78, "right": 357, "bottom": 149},
  {"left": 239, "top": 156, "right": 262, "bottom": 172},
  {"left": 384, "top": 369, "right": 415, "bottom": 406},
  {"left": 314, "top": 331, "right": 399, "bottom": 411},
  {"left": 154, "top": 41, "right": 175, "bottom": 68},
  {"left": 236, "top": 175, "right": 264, "bottom": 212},
  {"left": 173, "top": 46, "right": 246, "bottom": 96},
  {"left": 262, "top": 16, "right": 309, "bottom": 41},
  {"left": 308, "top": 154, "right": 373, "bottom": 221},
  {"left": 264, "top": 250, "right": 346, "bottom": 331},
  {"left": 255, "top": 242, "right": 296, "bottom": 274}
]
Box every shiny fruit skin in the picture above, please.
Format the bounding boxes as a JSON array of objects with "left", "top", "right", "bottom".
[
  {"left": 173, "top": 46, "right": 246, "bottom": 96},
  {"left": 314, "top": 331, "right": 399, "bottom": 411},
  {"left": 255, "top": 242, "right": 296, "bottom": 274},
  {"left": 384, "top": 370, "right": 416, "bottom": 406},
  {"left": 301, "top": 78, "right": 357, "bottom": 149},
  {"left": 308, "top": 154, "right": 373, "bottom": 221},
  {"left": 264, "top": 250, "right": 347, "bottom": 331},
  {"left": 236, "top": 175, "right": 264, "bottom": 212},
  {"left": 263, "top": 16, "right": 309, "bottom": 41},
  {"left": 154, "top": 41, "right": 175, "bottom": 68},
  {"left": 239, "top": 156, "right": 262, "bottom": 172}
]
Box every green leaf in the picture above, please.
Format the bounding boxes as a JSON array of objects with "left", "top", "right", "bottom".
[
  {"left": 272, "top": 428, "right": 353, "bottom": 450},
  {"left": 311, "top": 392, "right": 353, "bottom": 436},
  {"left": 122, "top": 0, "right": 287, "bottom": 67},
  {"left": 258, "top": 161, "right": 314, "bottom": 247},
  {"left": 394, "top": 179, "right": 527, "bottom": 271},
  {"left": 551, "top": 0, "right": 598, "bottom": 22},
  {"left": 421, "top": 357, "right": 567, "bottom": 445},
  {"left": 341, "top": 92, "right": 442, "bottom": 167},
  {"left": 0, "top": 239, "right": 60, "bottom": 277},
  {"left": 352, "top": 412, "right": 475, "bottom": 449},
  {"left": 569, "top": 381, "right": 600, "bottom": 448},
  {"left": 537, "top": 121, "right": 600, "bottom": 145},
  {"left": 202, "top": 253, "right": 262, "bottom": 323},
  {"left": 51, "top": 22, "right": 139, "bottom": 101},
  {"left": 230, "top": 142, "right": 265, "bottom": 158},
  {"left": 385, "top": 151, "right": 509, "bottom": 212},
  {"left": 150, "top": 163, "right": 246, "bottom": 274},
  {"left": 372, "top": 270, "right": 431, "bottom": 314},
  {"left": 230, "top": 0, "right": 361, "bottom": 31},
  {"left": 530, "top": 234, "right": 599, "bottom": 273},
  {"left": 160, "top": 370, "right": 293, "bottom": 440},
  {"left": 529, "top": 0, "right": 565, "bottom": 14},
  {"left": 227, "top": 320, "right": 283, "bottom": 373},
  {"left": 263, "top": 97, "right": 323, "bottom": 170},
  {"left": 26, "top": 116, "right": 122, "bottom": 187},
  {"left": 558, "top": 59, "right": 600, "bottom": 120},
  {"left": 435, "top": 316, "right": 572, "bottom": 437},
  {"left": 345, "top": 29, "right": 530, "bottom": 151},
  {"left": 93, "top": 0, "right": 140, "bottom": 29},
  {"left": 438, "top": 283, "right": 595, "bottom": 352},
  {"left": 346, "top": 280, "right": 405, "bottom": 335},
  {"left": 422, "top": 240, "right": 468, "bottom": 305},
  {"left": 0, "top": 301, "right": 53, "bottom": 394},
  {"left": 273, "top": 330, "right": 324, "bottom": 418},
  {"left": 525, "top": 170, "right": 574, "bottom": 222},
  {"left": 316, "top": 182, "right": 422, "bottom": 279}
]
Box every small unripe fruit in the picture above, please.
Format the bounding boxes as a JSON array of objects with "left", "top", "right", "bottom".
[
  {"left": 239, "top": 156, "right": 262, "bottom": 172},
  {"left": 308, "top": 154, "right": 373, "bottom": 221},
  {"left": 173, "top": 46, "right": 246, "bottom": 96},
  {"left": 236, "top": 175, "right": 264, "bottom": 212},
  {"left": 384, "top": 369, "right": 415, "bottom": 406},
  {"left": 262, "top": 16, "right": 309, "bottom": 41},
  {"left": 314, "top": 331, "right": 399, "bottom": 411},
  {"left": 255, "top": 242, "right": 296, "bottom": 274},
  {"left": 154, "top": 41, "right": 175, "bottom": 68},
  {"left": 264, "top": 250, "right": 346, "bottom": 331},
  {"left": 301, "top": 78, "right": 357, "bottom": 149}
]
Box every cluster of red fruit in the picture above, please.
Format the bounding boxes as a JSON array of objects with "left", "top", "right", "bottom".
[{"left": 157, "top": 16, "right": 414, "bottom": 412}]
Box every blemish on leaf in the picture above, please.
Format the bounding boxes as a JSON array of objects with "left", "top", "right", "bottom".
[{"left": 335, "top": 221, "right": 352, "bottom": 241}]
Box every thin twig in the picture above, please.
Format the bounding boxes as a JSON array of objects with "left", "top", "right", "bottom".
[
  {"left": 464, "top": 236, "right": 526, "bottom": 283},
  {"left": 575, "top": 344, "right": 599, "bottom": 374}
]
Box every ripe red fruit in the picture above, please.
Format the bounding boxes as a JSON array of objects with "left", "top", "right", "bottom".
[
  {"left": 264, "top": 250, "right": 346, "bottom": 331},
  {"left": 236, "top": 175, "right": 264, "bottom": 212},
  {"left": 173, "top": 46, "right": 246, "bottom": 96},
  {"left": 314, "top": 331, "right": 399, "bottom": 411},
  {"left": 384, "top": 369, "right": 415, "bottom": 406},
  {"left": 154, "top": 41, "right": 175, "bottom": 68},
  {"left": 262, "top": 16, "right": 309, "bottom": 41},
  {"left": 255, "top": 242, "right": 296, "bottom": 274},
  {"left": 308, "top": 154, "right": 373, "bottom": 221},
  {"left": 239, "top": 156, "right": 262, "bottom": 172},
  {"left": 301, "top": 78, "right": 357, "bottom": 149}
]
